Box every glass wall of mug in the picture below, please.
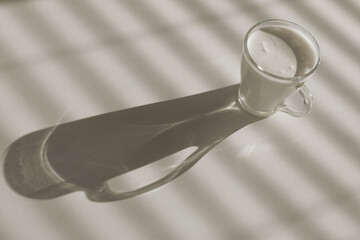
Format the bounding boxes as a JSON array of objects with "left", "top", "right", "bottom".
[{"left": 238, "top": 19, "right": 320, "bottom": 117}]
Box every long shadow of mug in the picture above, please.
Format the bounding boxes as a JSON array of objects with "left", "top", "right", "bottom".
[{"left": 4, "top": 84, "right": 264, "bottom": 202}]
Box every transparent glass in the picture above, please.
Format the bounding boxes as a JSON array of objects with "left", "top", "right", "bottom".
[{"left": 238, "top": 19, "right": 320, "bottom": 117}]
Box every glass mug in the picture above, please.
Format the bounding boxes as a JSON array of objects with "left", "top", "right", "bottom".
[
  {"left": 238, "top": 19, "right": 320, "bottom": 117},
  {"left": 4, "top": 20, "right": 320, "bottom": 202}
]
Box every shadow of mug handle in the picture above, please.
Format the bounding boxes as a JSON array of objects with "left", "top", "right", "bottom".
[
  {"left": 86, "top": 142, "right": 219, "bottom": 202},
  {"left": 276, "top": 84, "right": 313, "bottom": 117}
]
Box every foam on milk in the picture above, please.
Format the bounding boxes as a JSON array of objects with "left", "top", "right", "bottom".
[{"left": 247, "top": 30, "right": 297, "bottom": 78}]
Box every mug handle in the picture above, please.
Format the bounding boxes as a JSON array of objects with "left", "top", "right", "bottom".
[{"left": 276, "top": 85, "right": 313, "bottom": 117}]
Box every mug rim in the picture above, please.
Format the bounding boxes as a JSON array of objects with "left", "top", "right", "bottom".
[{"left": 243, "top": 19, "right": 321, "bottom": 84}]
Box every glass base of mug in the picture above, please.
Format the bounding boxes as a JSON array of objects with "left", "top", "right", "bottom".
[{"left": 237, "top": 93, "right": 275, "bottom": 117}]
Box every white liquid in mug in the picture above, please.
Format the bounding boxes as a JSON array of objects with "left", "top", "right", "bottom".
[
  {"left": 240, "top": 25, "right": 318, "bottom": 115},
  {"left": 247, "top": 30, "right": 297, "bottom": 78}
]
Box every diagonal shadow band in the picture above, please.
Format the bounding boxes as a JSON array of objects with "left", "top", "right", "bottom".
[
  {"left": 336, "top": 0, "right": 360, "bottom": 23},
  {"left": 111, "top": 0, "right": 232, "bottom": 88},
  {"left": 3, "top": 84, "right": 264, "bottom": 202},
  {"left": 8, "top": 4, "right": 127, "bottom": 111},
  {"left": 218, "top": 146, "right": 330, "bottom": 240},
  {"left": 58, "top": 0, "right": 183, "bottom": 100},
  {"left": 288, "top": 1, "right": 360, "bottom": 64},
  {"left": 0, "top": 38, "right": 68, "bottom": 125}
]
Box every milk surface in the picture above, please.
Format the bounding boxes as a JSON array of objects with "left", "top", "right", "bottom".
[{"left": 247, "top": 30, "right": 297, "bottom": 78}]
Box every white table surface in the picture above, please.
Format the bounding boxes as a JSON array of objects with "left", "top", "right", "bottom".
[{"left": 1, "top": 0, "right": 360, "bottom": 239}]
